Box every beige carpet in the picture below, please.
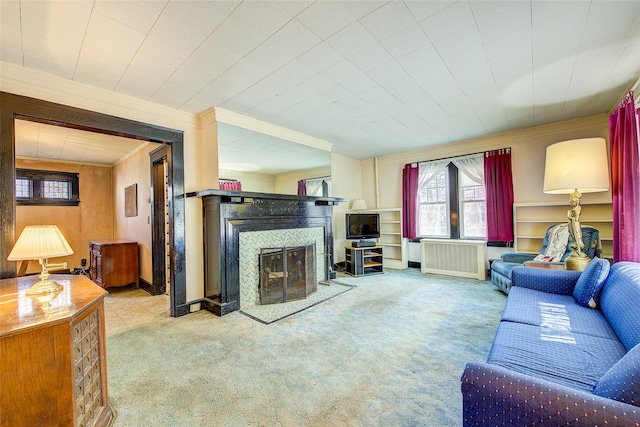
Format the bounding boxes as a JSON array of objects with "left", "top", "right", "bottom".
[{"left": 106, "top": 268, "right": 506, "bottom": 426}]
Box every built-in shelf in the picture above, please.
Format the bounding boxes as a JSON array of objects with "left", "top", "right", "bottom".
[
  {"left": 514, "top": 202, "right": 613, "bottom": 259},
  {"left": 361, "top": 208, "right": 408, "bottom": 269}
]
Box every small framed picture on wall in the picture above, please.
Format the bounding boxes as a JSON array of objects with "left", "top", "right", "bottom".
[{"left": 124, "top": 183, "right": 137, "bottom": 217}]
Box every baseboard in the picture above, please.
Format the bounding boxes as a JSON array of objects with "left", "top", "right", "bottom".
[{"left": 138, "top": 277, "right": 156, "bottom": 295}]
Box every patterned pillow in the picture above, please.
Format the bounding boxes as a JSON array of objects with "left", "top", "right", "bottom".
[
  {"left": 593, "top": 343, "right": 640, "bottom": 407},
  {"left": 572, "top": 257, "right": 610, "bottom": 308}
]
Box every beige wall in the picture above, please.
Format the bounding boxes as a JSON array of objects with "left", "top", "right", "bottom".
[
  {"left": 353, "top": 114, "right": 612, "bottom": 264},
  {"left": 15, "top": 158, "right": 113, "bottom": 274},
  {"left": 113, "top": 143, "right": 161, "bottom": 284},
  {"left": 219, "top": 169, "right": 276, "bottom": 193},
  {"left": 361, "top": 114, "right": 611, "bottom": 211},
  {"left": 274, "top": 166, "right": 331, "bottom": 195},
  {"left": 331, "top": 153, "right": 364, "bottom": 262}
]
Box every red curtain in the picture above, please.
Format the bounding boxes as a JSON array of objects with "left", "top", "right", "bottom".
[
  {"left": 219, "top": 180, "right": 242, "bottom": 191},
  {"left": 297, "top": 180, "right": 306, "bottom": 196},
  {"left": 484, "top": 149, "right": 514, "bottom": 243},
  {"left": 402, "top": 163, "right": 419, "bottom": 239},
  {"left": 609, "top": 92, "right": 640, "bottom": 263}
]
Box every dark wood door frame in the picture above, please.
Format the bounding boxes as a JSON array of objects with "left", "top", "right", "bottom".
[
  {"left": 148, "top": 145, "right": 170, "bottom": 296},
  {"left": 0, "top": 92, "right": 188, "bottom": 317}
]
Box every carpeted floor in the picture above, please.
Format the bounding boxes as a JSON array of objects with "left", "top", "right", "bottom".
[{"left": 106, "top": 268, "right": 506, "bottom": 426}]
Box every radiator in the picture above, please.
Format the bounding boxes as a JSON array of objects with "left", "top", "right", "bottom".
[{"left": 420, "top": 239, "right": 486, "bottom": 280}]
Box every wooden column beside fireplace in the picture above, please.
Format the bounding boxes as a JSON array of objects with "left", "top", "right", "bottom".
[{"left": 187, "top": 190, "right": 345, "bottom": 316}]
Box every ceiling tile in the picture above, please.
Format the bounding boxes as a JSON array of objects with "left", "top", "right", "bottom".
[
  {"left": 296, "top": 1, "right": 355, "bottom": 39},
  {"left": 322, "top": 60, "right": 364, "bottom": 84},
  {"left": 359, "top": 2, "right": 416, "bottom": 41},
  {"left": 74, "top": 12, "right": 146, "bottom": 89},
  {"left": 20, "top": 1, "right": 93, "bottom": 79},
  {"left": 419, "top": 1, "right": 475, "bottom": 42},
  {"left": 340, "top": 0, "right": 388, "bottom": 20},
  {"left": 433, "top": 25, "right": 483, "bottom": 59},
  {"left": 380, "top": 23, "right": 431, "bottom": 59},
  {"left": 116, "top": 1, "right": 235, "bottom": 99},
  {"left": 350, "top": 43, "right": 395, "bottom": 72},
  {"left": 276, "top": 1, "right": 314, "bottom": 17},
  {"left": 93, "top": 0, "right": 167, "bottom": 33},
  {"left": 151, "top": 39, "right": 242, "bottom": 109},
  {"left": 471, "top": 1, "right": 531, "bottom": 43},
  {"left": 404, "top": 1, "right": 457, "bottom": 22},
  {"left": 297, "top": 42, "right": 344, "bottom": 71},
  {"left": 326, "top": 21, "right": 377, "bottom": 57},
  {"left": 0, "top": 0, "right": 23, "bottom": 63}
]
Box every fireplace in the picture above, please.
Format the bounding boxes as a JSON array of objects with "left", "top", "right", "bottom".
[
  {"left": 259, "top": 243, "right": 316, "bottom": 304},
  {"left": 187, "top": 189, "right": 345, "bottom": 316}
]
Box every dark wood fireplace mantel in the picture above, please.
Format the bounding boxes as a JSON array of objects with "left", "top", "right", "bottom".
[{"left": 187, "top": 190, "right": 346, "bottom": 316}]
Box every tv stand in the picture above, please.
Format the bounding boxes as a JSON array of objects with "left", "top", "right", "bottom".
[{"left": 345, "top": 245, "right": 384, "bottom": 276}]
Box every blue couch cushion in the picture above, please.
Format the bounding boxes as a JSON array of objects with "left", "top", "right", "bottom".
[
  {"left": 491, "top": 260, "right": 518, "bottom": 278},
  {"left": 600, "top": 262, "right": 640, "bottom": 351},
  {"left": 593, "top": 343, "right": 640, "bottom": 407},
  {"left": 502, "top": 287, "right": 618, "bottom": 340},
  {"left": 573, "top": 257, "right": 610, "bottom": 308},
  {"left": 487, "top": 321, "right": 626, "bottom": 392}
]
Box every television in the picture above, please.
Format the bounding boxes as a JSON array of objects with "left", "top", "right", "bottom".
[{"left": 346, "top": 213, "right": 381, "bottom": 240}]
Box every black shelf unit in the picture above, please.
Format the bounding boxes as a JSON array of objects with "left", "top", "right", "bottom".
[{"left": 345, "top": 245, "right": 384, "bottom": 276}]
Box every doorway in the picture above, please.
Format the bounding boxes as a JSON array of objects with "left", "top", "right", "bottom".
[
  {"left": 1, "top": 92, "right": 188, "bottom": 317},
  {"left": 148, "top": 145, "right": 171, "bottom": 296}
]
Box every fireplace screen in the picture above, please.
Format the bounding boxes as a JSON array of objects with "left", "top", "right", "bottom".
[{"left": 259, "top": 243, "right": 317, "bottom": 305}]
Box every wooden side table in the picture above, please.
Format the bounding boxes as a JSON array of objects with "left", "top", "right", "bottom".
[
  {"left": 523, "top": 261, "right": 566, "bottom": 270},
  {"left": 0, "top": 274, "right": 111, "bottom": 427},
  {"left": 89, "top": 239, "right": 139, "bottom": 289}
]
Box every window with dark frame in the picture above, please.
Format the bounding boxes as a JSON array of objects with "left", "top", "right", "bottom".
[
  {"left": 15, "top": 169, "right": 80, "bottom": 206},
  {"left": 418, "top": 163, "right": 486, "bottom": 240}
]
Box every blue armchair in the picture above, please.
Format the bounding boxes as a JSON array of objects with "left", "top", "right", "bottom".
[{"left": 491, "top": 224, "right": 601, "bottom": 294}]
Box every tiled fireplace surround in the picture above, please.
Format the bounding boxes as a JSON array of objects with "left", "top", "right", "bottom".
[{"left": 189, "top": 190, "right": 344, "bottom": 316}]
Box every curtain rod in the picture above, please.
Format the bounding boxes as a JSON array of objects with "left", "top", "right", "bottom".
[{"left": 409, "top": 147, "right": 511, "bottom": 166}]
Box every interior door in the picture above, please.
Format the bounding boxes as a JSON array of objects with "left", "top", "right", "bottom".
[{"left": 149, "top": 145, "right": 169, "bottom": 296}]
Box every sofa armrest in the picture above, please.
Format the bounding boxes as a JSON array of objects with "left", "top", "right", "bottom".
[
  {"left": 461, "top": 362, "right": 640, "bottom": 427},
  {"left": 499, "top": 252, "right": 537, "bottom": 264},
  {"left": 511, "top": 266, "right": 581, "bottom": 295}
]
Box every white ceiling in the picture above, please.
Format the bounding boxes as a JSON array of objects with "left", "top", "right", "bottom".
[
  {"left": 14, "top": 119, "right": 151, "bottom": 166},
  {"left": 218, "top": 123, "right": 330, "bottom": 174},
  {"left": 2, "top": 1, "right": 640, "bottom": 161}
]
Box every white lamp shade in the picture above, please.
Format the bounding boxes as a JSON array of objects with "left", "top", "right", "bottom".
[
  {"left": 543, "top": 137, "right": 610, "bottom": 194},
  {"left": 7, "top": 225, "right": 74, "bottom": 261},
  {"left": 351, "top": 199, "right": 368, "bottom": 210}
]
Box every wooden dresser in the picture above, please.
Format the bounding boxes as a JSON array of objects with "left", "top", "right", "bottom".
[
  {"left": 0, "top": 274, "right": 111, "bottom": 427},
  {"left": 89, "top": 239, "right": 139, "bottom": 289}
]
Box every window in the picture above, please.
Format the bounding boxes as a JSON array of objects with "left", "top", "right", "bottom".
[
  {"left": 418, "top": 170, "right": 450, "bottom": 236},
  {"left": 305, "top": 177, "right": 332, "bottom": 197},
  {"left": 417, "top": 155, "right": 486, "bottom": 239},
  {"left": 15, "top": 169, "right": 80, "bottom": 206}
]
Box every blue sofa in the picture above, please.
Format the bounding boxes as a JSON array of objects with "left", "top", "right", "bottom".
[{"left": 461, "top": 261, "right": 640, "bottom": 426}]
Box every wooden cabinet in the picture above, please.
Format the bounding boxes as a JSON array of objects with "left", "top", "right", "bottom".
[
  {"left": 0, "top": 274, "right": 111, "bottom": 427},
  {"left": 361, "top": 208, "right": 408, "bottom": 269},
  {"left": 513, "top": 202, "right": 613, "bottom": 258},
  {"left": 345, "top": 245, "right": 384, "bottom": 276},
  {"left": 89, "top": 239, "right": 139, "bottom": 289}
]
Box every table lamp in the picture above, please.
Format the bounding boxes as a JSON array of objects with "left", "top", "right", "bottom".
[
  {"left": 543, "top": 137, "right": 610, "bottom": 270},
  {"left": 351, "top": 199, "right": 368, "bottom": 212},
  {"left": 7, "top": 225, "right": 74, "bottom": 295}
]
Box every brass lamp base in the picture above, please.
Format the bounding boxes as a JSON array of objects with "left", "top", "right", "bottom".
[
  {"left": 26, "top": 279, "right": 63, "bottom": 296},
  {"left": 564, "top": 251, "right": 590, "bottom": 271}
]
